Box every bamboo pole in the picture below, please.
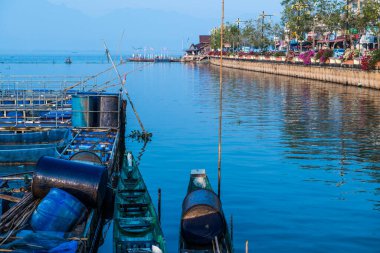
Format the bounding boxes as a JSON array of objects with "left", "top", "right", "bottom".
[
  {"left": 103, "top": 42, "right": 147, "bottom": 134},
  {"left": 0, "top": 194, "right": 21, "bottom": 203},
  {"left": 218, "top": 0, "right": 224, "bottom": 199}
]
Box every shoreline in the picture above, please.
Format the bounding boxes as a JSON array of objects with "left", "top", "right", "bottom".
[{"left": 210, "top": 57, "right": 380, "bottom": 89}]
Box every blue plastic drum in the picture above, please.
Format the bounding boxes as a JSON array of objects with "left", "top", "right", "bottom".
[{"left": 31, "top": 188, "right": 86, "bottom": 232}]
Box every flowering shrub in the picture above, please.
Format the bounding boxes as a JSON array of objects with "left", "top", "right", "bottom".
[
  {"left": 286, "top": 51, "right": 296, "bottom": 62},
  {"left": 248, "top": 52, "right": 258, "bottom": 56},
  {"left": 299, "top": 50, "right": 315, "bottom": 65},
  {"left": 264, "top": 51, "right": 274, "bottom": 57},
  {"left": 361, "top": 49, "right": 380, "bottom": 71},
  {"left": 369, "top": 49, "right": 380, "bottom": 68},
  {"left": 315, "top": 49, "right": 333, "bottom": 63},
  {"left": 361, "top": 55, "right": 372, "bottom": 71},
  {"left": 274, "top": 51, "right": 286, "bottom": 57},
  {"left": 208, "top": 51, "right": 228, "bottom": 56},
  {"left": 342, "top": 49, "right": 359, "bottom": 61}
]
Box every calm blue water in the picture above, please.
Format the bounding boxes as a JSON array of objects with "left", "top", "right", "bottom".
[{"left": 1, "top": 57, "right": 380, "bottom": 253}]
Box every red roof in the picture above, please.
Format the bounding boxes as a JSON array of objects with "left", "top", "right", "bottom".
[{"left": 199, "top": 35, "right": 211, "bottom": 44}]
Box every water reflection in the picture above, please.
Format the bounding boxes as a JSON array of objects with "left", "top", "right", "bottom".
[{"left": 207, "top": 65, "right": 380, "bottom": 210}]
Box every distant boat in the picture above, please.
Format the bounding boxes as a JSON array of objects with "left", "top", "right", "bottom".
[
  {"left": 154, "top": 57, "right": 171, "bottom": 63},
  {"left": 128, "top": 57, "right": 154, "bottom": 63},
  {"left": 65, "top": 57, "right": 72, "bottom": 64}
]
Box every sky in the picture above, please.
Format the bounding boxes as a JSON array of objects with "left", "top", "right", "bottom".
[{"left": 0, "top": 0, "right": 282, "bottom": 54}]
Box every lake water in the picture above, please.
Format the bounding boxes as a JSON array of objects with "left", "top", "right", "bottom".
[{"left": 1, "top": 56, "right": 379, "bottom": 253}]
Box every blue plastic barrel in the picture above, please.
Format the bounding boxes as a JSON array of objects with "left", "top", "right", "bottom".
[
  {"left": 72, "top": 94, "right": 99, "bottom": 127},
  {"left": 31, "top": 188, "right": 86, "bottom": 232}
]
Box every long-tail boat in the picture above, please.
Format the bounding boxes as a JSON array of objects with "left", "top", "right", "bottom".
[
  {"left": 114, "top": 152, "right": 166, "bottom": 253},
  {"left": 179, "top": 169, "right": 232, "bottom": 253}
]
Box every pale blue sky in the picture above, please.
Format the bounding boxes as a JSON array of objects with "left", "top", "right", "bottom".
[{"left": 0, "top": 0, "right": 282, "bottom": 53}]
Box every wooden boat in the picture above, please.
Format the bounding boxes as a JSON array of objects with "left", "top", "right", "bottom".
[
  {"left": 65, "top": 57, "right": 72, "bottom": 64},
  {"left": 179, "top": 169, "right": 233, "bottom": 253},
  {"left": 113, "top": 152, "right": 166, "bottom": 253}
]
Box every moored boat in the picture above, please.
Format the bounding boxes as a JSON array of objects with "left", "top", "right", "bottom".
[
  {"left": 113, "top": 152, "right": 166, "bottom": 253},
  {"left": 65, "top": 57, "right": 72, "bottom": 64},
  {"left": 179, "top": 169, "right": 232, "bottom": 253}
]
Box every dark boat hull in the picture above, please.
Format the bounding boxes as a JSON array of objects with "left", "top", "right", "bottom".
[{"left": 179, "top": 169, "right": 232, "bottom": 253}]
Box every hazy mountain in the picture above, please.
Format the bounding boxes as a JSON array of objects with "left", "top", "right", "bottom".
[{"left": 0, "top": 0, "right": 216, "bottom": 54}]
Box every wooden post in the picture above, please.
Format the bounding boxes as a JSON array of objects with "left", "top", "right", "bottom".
[{"left": 158, "top": 188, "right": 162, "bottom": 223}]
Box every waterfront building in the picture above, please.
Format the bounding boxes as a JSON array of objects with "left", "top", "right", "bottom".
[{"left": 185, "top": 35, "right": 211, "bottom": 55}]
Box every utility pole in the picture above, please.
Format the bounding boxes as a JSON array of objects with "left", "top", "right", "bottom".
[
  {"left": 236, "top": 18, "right": 249, "bottom": 49},
  {"left": 236, "top": 18, "right": 249, "bottom": 29},
  {"left": 258, "top": 11, "right": 273, "bottom": 50}
]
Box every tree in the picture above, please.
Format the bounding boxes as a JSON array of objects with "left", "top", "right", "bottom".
[
  {"left": 316, "top": 0, "right": 345, "bottom": 48},
  {"left": 360, "top": 0, "right": 380, "bottom": 49},
  {"left": 281, "top": 0, "right": 315, "bottom": 51},
  {"left": 272, "top": 23, "right": 285, "bottom": 49},
  {"left": 225, "top": 23, "right": 240, "bottom": 51},
  {"left": 210, "top": 27, "right": 221, "bottom": 50},
  {"left": 210, "top": 23, "right": 240, "bottom": 51}
]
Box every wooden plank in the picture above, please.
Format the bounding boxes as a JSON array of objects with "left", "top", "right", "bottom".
[{"left": 0, "top": 194, "right": 21, "bottom": 203}]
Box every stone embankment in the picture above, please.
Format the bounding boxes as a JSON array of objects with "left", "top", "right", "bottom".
[{"left": 210, "top": 57, "right": 380, "bottom": 89}]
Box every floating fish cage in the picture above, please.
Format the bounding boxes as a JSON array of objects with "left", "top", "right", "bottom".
[
  {"left": 0, "top": 75, "right": 100, "bottom": 127},
  {"left": 0, "top": 72, "right": 127, "bottom": 252}
]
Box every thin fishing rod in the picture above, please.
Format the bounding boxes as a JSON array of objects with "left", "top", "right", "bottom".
[{"left": 218, "top": 0, "right": 224, "bottom": 199}]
